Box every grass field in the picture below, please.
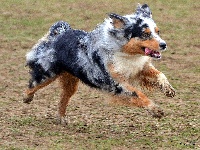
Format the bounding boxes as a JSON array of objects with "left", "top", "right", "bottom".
[{"left": 0, "top": 0, "right": 200, "bottom": 149}]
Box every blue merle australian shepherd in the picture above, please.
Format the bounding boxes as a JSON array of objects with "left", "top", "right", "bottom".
[{"left": 24, "top": 4, "right": 175, "bottom": 124}]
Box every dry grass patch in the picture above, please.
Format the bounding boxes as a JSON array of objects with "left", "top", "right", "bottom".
[{"left": 0, "top": 0, "right": 199, "bottom": 149}]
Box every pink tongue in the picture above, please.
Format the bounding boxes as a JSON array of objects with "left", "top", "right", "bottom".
[
  {"left": 145, "top": 48, "right": 161, "bottom": 58},
  {"left": 145, "top": 48, "right": 152, "bottom": 55}
]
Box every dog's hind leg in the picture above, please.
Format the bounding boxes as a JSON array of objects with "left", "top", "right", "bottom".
[
  {"left": 23, "top": 75, "right": 58, "bottom": 103},
  {"left": 57, "top": 72, "right": 79, "bottom": 125}
]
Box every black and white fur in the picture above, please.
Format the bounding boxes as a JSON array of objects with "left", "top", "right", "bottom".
[{"left": 24, "top": 4, "right": 175, "bottom": 124}]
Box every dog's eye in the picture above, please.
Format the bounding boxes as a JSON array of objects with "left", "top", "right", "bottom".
[{"left": 142, "top": 32, "right": 152, "bottom": 39}]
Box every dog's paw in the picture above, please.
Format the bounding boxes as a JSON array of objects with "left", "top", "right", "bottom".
[
  {"left": 147, "top": 105, "right": 164, "bottom": 119},
  {"left": 163, "top": 84, "right": 176, "bottom": 97},
  {"left": 23, "top": 94, "right": 34, "bottom": 103},
  {"left": 56, "top": 116, "right": 67, "bottom": 126},
  {"left": 157, "top": 73, "right": 176, "bottom": 98},
  {"left": 159, "top": 82, "right": 176, "bottom": 98}
]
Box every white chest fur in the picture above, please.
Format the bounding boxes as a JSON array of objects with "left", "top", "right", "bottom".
[{"left": 112, "top": 52, "right": 151, "bottom": 79}]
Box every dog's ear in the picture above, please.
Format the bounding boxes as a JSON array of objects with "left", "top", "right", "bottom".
[
  {"left": 109, "top": 13, "right": 128, "bottom": 29},
  {"left": 136, "top": 3, "right": 152, "bottom": 18}
]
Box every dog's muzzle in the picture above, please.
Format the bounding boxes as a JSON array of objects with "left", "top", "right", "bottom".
[{"left": 159, "top": 42, "right": 167, "bottom": 50}]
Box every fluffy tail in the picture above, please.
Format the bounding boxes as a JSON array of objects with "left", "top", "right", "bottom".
[{"left": 49, "top": 21, "right": 71, "bottom": 37}]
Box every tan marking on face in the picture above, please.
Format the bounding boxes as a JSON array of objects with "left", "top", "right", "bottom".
[
  {"left": 122, "top": 38, "right": 160, "bottom": 55},
  {"left": 122, "top": 38, "right": 145, "bottom": 55},
  {"left": 144, "top": 28, "right": 151, "bottom": 34},
  {"left": 155, "top": 27, "right": 159, "bottom": 34}
]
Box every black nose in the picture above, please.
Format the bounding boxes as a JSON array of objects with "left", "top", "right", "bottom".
[{"left": 159, "top": 42, "right": 167, "bottom": 50}]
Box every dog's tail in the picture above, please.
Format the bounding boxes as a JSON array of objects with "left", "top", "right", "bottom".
[
  {"left": 49, "top": 21, "right": 71, "bottom": 37},
  {"left": 25, "top": 21, "right": 71, "bottom": 66}
]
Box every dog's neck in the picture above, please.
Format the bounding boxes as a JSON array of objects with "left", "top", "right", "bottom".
[{"left": 89, "top": 18, "right": 128, "bottom": 55}]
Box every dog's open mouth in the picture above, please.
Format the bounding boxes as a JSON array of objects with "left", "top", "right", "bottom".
[{"left": 144, "top": 48, "right": 161, "bottom": 59}]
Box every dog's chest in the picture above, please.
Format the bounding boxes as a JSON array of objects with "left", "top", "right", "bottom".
[{"left": 111, "top": 52, "right": 150, "bottom": 78}]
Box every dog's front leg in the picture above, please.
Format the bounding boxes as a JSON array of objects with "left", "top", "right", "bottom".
[
  {"left": 156, "top": 72, "right": 176, "bottom": 97},
  {"left": 140, "top": 64, "right": 175, "bottom": 97},
  {"left": 108, "top": 64, "right": 164, "bottom": 118},
  {"left": 112, "top": 85, "right": 164, "bottom": 118}
]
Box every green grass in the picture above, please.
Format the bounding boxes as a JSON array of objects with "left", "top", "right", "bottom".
[{"left": 0, "top": 0, "right": 200, "bottom": 149}]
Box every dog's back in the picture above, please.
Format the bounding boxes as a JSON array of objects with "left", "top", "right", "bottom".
[{"left": 52, "top": 29, "right": 128, "bottom": 94}]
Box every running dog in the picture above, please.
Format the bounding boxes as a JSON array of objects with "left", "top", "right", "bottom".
[{"left": 23, "top": 4, "right": 175, "bottom": 124}]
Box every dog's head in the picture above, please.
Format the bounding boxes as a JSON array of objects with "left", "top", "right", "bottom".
[{"left": 108, "top": 4, "right": 166, "bottom": 59}]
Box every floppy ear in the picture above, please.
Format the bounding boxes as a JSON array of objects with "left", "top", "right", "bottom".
[
  {"left": 136, "top": 3, "right": 152, "bottom": 18},
  {"left": 109, "top": 13, "right": 128, "bottom": 29}
]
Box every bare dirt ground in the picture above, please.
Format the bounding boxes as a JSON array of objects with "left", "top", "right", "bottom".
[{"left": 0, "top": 0, "right": 199, "bottom": 149}]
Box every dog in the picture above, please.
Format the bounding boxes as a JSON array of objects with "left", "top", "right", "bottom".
[{"left": 23, "top": 4, "right": 175, "bottom": 125}]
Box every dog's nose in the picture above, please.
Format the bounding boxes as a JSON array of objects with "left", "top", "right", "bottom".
[{"left": 159, "top": 42, "right": 167, "bottom": 50}]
